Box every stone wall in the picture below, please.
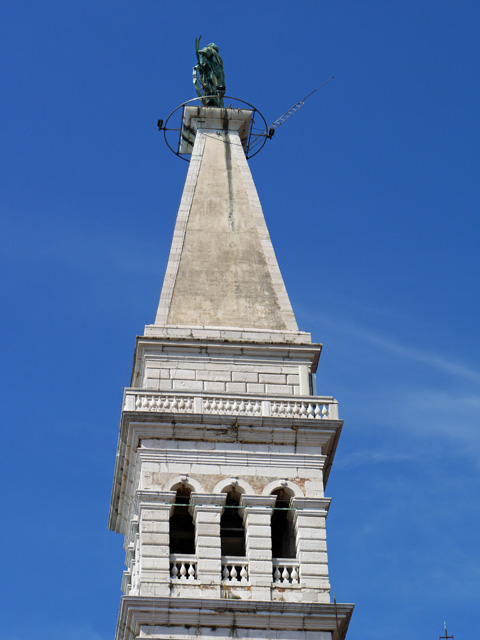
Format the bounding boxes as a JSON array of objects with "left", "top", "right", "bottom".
[{"left": 133, "top": 339, "right": 321, "bottom": 397}]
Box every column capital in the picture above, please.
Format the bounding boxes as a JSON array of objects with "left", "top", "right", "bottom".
[
  {"left": 189, "top": 493, "right": 226, "bottom": 515},
  {"left": 241, "top": 494, "right": 277, "bottom": 512},
  {"left": 291, "top": 497, "right": 331, "bottom": 518},
  {"left": 135, "top": 490, "right": 176, "bottom": 511}
]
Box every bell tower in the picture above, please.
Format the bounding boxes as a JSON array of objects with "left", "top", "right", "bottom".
[{"left": 108, "top": 103, "right": 354, "bottom": 640}]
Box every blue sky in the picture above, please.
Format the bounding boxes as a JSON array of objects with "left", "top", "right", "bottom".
[{"left": 1, "top": 2, "right": 479, "bottom": 639}]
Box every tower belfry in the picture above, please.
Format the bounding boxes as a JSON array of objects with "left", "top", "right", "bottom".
[{"left": 108, "top": 96, "right": 354, "bottom": 640}]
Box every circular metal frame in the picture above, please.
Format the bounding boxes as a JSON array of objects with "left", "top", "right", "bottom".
[{"left": 161, "top": 96, "right": 269, "bottom": 162}]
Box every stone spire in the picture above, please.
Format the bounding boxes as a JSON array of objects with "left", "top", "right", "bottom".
[{"left": 148, "top": 107, "right": 303, "bottom": 342}]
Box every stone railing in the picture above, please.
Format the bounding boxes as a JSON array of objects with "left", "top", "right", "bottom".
[
  {"left": 221, "top": 557, "right": 249, "bottom": 583},
  {"left": 124, "top": 389, "right": 338, "bottom": 420},
  {"left": 272, "top": 559, "right": 300, "bottom": 584},
  {"left": 170, "top": 554, "right": 197, "bottom": 581}
]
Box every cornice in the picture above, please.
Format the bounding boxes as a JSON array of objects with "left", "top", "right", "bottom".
[
  {"left": 115, "top": 597, "right": 354, "bottom": 640},
  {"left": 135, "top": 335, "right": 322, "bottom": 353},
  {"left": 122, "top": 410, "right": 341, "bottom": 444},
  {"left": 138, "top": 448, "right": 327, "bottom": 470}
]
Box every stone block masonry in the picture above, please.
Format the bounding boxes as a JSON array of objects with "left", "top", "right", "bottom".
[{"left": 133, "top": 338, "right": 322, "bottom": 398}]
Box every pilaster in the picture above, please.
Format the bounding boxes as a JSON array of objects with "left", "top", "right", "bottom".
[
  {"left": 241, "top": 494, "right": 276, "bottom": 599},
  {"left": 189, "top": 492, "right": 226, "bottom": 597},
  {"left": 292, "top": 497, "right": 331, "bottom": 603},
  {"left": 136, "top": 490, "right": 175, "bottom": 596}
]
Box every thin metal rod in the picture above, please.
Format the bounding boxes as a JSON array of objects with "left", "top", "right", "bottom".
[
  {"left": 169, "top": 503, "right": 302, "bottom": 510},
  {"left": 247, "top": 75, "right": 334, "bottom": 155},
  {"left": 269, "top": 75, "right": 334, "bottom": 131}
]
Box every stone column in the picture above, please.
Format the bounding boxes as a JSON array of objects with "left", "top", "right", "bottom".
[
  {"left": 241, "top": 494, "right": 276, "bottom": 600},
  {"left": 136, "top": 490, "right": 176, "bottom": 597},
  {"left": 190, "top": 493, "right": 226, "bottom": 597},
  {"left": 292, "top": 497, "right": 331, "bottom": 603}
]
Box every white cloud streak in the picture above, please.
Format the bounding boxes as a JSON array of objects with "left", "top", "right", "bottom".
[
  {"left": 352, "top": 326, "right": 480, "bottom": 385},
  {"left": 307, "top": 310, "right": 480, "bottom": 385}
]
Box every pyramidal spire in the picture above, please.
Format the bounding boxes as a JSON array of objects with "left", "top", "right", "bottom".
[{"left": 145, "top": 106, "right": 308, "bottom": 343}]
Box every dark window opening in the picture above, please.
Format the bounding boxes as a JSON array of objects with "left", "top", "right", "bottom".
[
  {"left": 220, "top": 488, "right": 245, "bottom": 556},
  {"left": 271, "top": 489, "right": 296, "bottom": 559},
  {"left": 169, "top": 486, "right": 195, "bottom": 555},
  {"left": 309, "top": 372, "right": 315, "bottom": 395}
]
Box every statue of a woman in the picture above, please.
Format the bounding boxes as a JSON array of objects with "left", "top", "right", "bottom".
[{"left": 193, "top": 36, "right": 226, "bottom": 107}]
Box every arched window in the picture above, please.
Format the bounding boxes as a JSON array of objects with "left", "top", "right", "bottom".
[
  {"left": 271, "top": 488, "right": 296, "bottom": 558},
  {"left": 220, "top": 487, "right": 245, "bottom": 556},
  {"left": 169, "top": 485, "right": 195, "bottom": 555}
]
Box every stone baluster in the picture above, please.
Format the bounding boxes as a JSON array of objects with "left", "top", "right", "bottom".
[
  {"left": 189, "top": 493, "right": 226, "bottom": 598},
  {"left": 136, "top": 490, "right": 176, "bottom": 597},
  {"left": 240, "top": 494, "right": 276, "bottom": 600},
  {"left": 291, "top": 497, "right": 331, "bottom": 603}
]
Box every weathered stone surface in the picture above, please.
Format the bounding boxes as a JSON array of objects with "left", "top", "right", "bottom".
[{"left": 154, "top": 110, "right": 298, "bottom": 333}]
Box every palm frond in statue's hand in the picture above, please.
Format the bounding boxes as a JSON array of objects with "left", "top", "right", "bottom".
[{"left": 195, "top": 35, "right": 202, "bottom": 62}]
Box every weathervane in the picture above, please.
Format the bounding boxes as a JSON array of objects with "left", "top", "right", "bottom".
[{"left": 439, "top": 622, "right": 454, "bottom": 640}]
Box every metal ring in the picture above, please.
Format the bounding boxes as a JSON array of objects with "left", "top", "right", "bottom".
[{"left": 161, "top": 96, "right": 269, "bottom": 161}]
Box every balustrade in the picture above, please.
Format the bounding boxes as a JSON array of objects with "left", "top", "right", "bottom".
[
  {"left": 126, "top": 390, "right": 337, "bottom": 420},
  {"left": 272, "top": 559, "right": 300, "bottom": 584},
  {"left": 221, "top": 557, "right": 249, "bottom": 583},
  {"left": 135, "top": 394, "right": 194, "bottom": 413},
  {"left": 169, "top": 555, "right": 197, "bottom": 581},
  {"left": 204, "top": 396, "right": 262, "bottom": 416}
]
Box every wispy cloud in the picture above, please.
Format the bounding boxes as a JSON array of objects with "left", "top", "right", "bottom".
[
  {"left": 350, "top": 325, "right": 480, "bottom": 385},
  {"left": 310, "top": 311, "right": 480, "bottom": 385},
  {"left": 302, "top": 309, "right": 480, "bottom": 456}
]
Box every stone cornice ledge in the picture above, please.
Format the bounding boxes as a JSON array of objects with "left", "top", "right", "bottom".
[
  {"left": 115, "top": 597, "right": 354, "bottom": 640},
  {"left": 189, "top": 492, "right": 226, "bottom": 514},
  {"left": 241, "top": 494, "right": 277, "bottom": 510},
  {"left": 291, "top": 497, "right": 332, "bottom": 513},
  {"left": 142, "top": 326, "right": 314, "bottom": 346},
  {"left": 135, "top": 490, "right": 175, "bottom": 511}
]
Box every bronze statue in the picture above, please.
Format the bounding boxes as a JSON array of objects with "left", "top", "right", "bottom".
[{"left": 193, "top": 36, "right": 225, "bottom": 107}]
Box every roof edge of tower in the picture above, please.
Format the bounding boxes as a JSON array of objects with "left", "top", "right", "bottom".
[{"left": 144, "top": 323, "right": 312, "bottom": 344}]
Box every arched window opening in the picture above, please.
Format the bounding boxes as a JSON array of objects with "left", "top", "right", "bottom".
[
  {"left": 220, "top": 487, "right": 245, "bottom": 556},
  {"left": 271, "top": 489, "right": 296, "bottom": 558},
  {"left": 169, "top": 485, "right": 195, "bottom": 555}
]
